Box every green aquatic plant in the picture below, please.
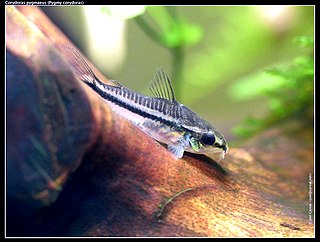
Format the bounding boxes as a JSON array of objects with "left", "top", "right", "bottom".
[
  {"left": 233, "top": 36, "right": 314, "bottom": 139},
  {"left": 134, "top": 6, "right": 203, "bottom": 101},
  {"left": 101, "top": 6, "right": 203, "bottom": 101}
]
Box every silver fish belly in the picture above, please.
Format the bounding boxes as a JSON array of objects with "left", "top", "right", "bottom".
[{"left": 60, "top": 46, "right": 228, "bottom": 159}]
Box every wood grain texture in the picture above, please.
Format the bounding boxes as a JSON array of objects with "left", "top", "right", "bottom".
[{"left": 6, "top": 6, "right": 314, "bottom": 237}]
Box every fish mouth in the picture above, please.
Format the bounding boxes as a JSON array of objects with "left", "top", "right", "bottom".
[
  {"left": 196, "top": 146, "right": 226, "bottom": 160},
  {"left": 186, "top": 145, "right": 228, "bottom": 161},
  {"left": 208, "top": 146, "right": 228, "bottom": 161},
  {"left": 223, "top": 145, "right": 228, "bottom": 153}
]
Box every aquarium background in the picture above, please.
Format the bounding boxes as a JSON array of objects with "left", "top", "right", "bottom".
[{"left": 41, "top": 6, "right": 314, "bottom": 142}]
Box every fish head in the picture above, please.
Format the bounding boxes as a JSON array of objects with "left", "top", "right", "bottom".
[{"left": 180, "top": 105, "right": 228, "bottom": 160}]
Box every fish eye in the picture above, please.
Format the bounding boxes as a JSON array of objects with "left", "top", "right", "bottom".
[{"left": 201, "top": 133, "right": 216, "bottom": 146}]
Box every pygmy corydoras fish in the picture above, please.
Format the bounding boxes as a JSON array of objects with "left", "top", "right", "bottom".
[{"left": 61, "top": 46, "right": 228, "bottom": 160}]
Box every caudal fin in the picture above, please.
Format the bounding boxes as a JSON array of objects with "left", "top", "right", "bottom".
[{"left": 58, "top": 45, "right": 98, "bottom": 85}]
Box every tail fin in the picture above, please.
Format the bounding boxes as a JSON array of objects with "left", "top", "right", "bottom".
[{"left": 58, "top": 45, "right": 98, "bottom": 85}]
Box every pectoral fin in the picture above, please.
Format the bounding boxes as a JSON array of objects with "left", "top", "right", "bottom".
[{"left": 167, "top": 143, "right": 185, "bottom": 159}]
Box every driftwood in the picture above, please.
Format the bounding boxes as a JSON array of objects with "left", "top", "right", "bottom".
[{"left": 6, "top": 6, "right": 314, "bottom": 237}]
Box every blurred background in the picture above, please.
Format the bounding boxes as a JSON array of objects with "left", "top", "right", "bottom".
[{"left": 41, "top": 5, "right": 314, "bottom": 144}]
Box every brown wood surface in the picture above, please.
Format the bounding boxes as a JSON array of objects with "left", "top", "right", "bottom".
[{"left": 6, "top": 6, "right": 314, "bottom": 237}]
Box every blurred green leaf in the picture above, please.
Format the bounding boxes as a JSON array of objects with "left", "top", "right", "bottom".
[
  {"left": 163, "top": 19, "right": 203, "bottom": 48},
  {"left": 147, "top": 6, "right": 203, "bottom": 48},
  {"left": 232, "top": 117, "right": 264, "bottom": 138},
  {"left": 228, "top": 71, "right": 284, "bottom": 101},
  {"left": 232, "top": 36, "right": 314, "bottom": 139},
  {"left": 293, "top": 36, "right": 314, "bottom": 48}
]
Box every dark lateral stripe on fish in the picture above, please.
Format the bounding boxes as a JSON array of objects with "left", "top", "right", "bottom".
[
  {"left": 104, "top": 82, "right": 179, "bottom": 120},
  {"left": 86, "top": 82, "right": 181, "bottom": 129}
]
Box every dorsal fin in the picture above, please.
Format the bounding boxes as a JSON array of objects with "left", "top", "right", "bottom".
[{"left": 149, "top": 68, "right": 176, "bottom": 101}]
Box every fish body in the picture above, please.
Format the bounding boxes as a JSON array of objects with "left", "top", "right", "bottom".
[{"left": 61, "top": 46, "right": 228, "bottom": 159}]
